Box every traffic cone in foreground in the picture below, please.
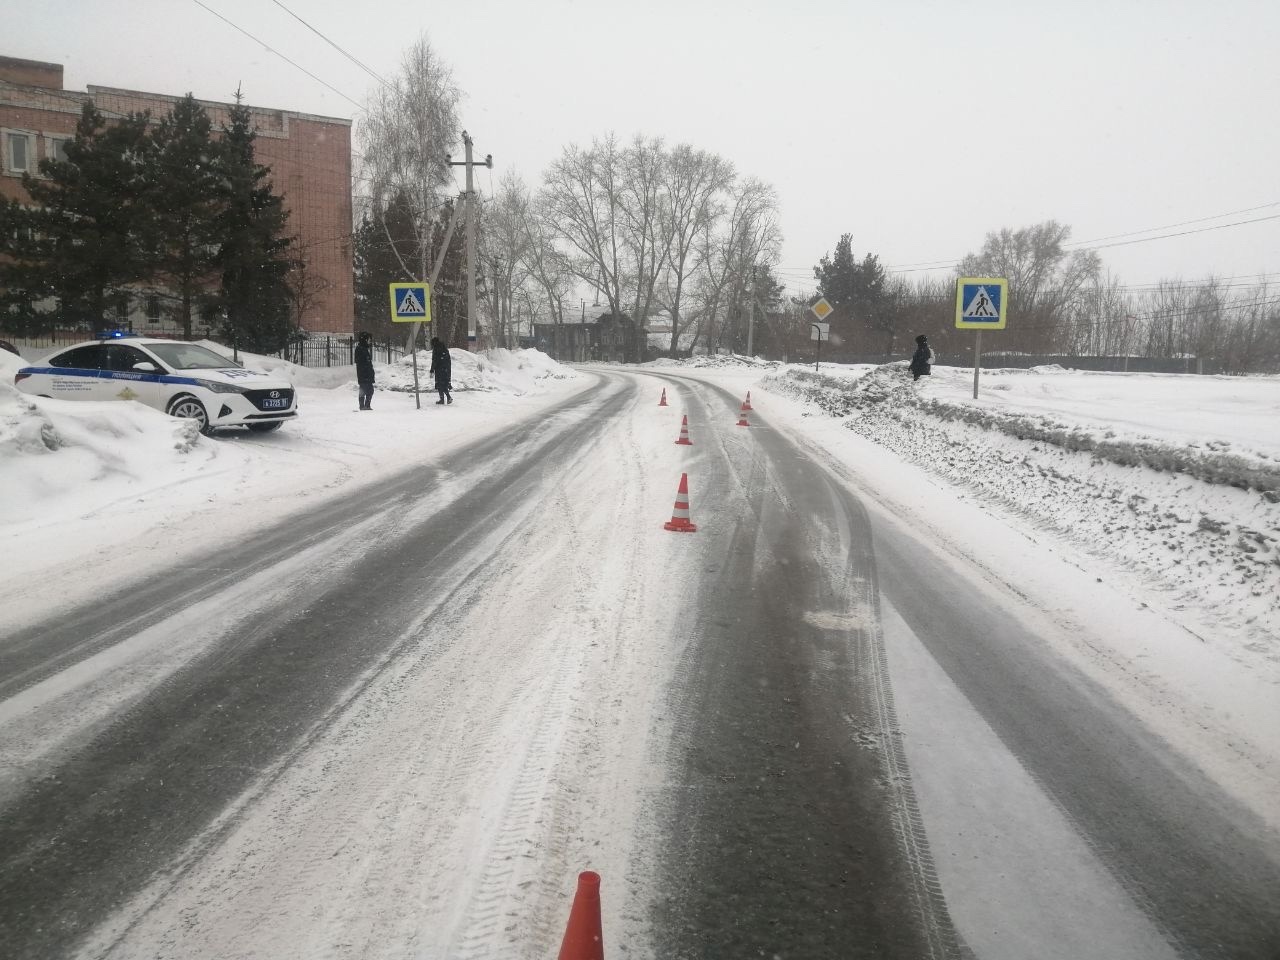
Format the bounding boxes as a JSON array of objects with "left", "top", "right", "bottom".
[
  {"left": 658, "top": 388, "right": 668, "bottom": 407},
  {"left": 674, "top": 414, "right": 693, "bottom": 445},
  {"left": 736, "top": 403, "right": 750, "bottom": 427},
  {"left": 663, "top": 473, "right": 698, "bottom": 532},
  {"left": 558, "top": 871, "right": 604, "bottom": 960},
  {"left": 743, "top": 391, "right": 753, "bottom": 411}
]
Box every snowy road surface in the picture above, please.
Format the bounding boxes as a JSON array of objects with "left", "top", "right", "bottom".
[{"left": 1, "top": 367, "right": 1278, "bottom": 959}]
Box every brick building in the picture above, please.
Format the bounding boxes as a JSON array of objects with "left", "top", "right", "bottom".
[{"left": 0, "top": 54, "right": 353, "bottom": 335}]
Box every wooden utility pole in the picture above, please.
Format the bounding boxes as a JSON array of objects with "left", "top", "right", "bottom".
[{"left": 447, "top": 130, "right": 492, "bottom": 349}]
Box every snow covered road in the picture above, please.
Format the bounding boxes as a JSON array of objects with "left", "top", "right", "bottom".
[{"left": 2, "top": 359, "right": 1278, "bottom": 959}]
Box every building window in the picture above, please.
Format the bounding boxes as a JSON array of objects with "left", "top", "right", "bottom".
[
  {"left": 46, "top": 136, "right": 70, "bottom": 164},
  {"left": 145, "top": 295, "right": 162, "bottom": 325},
  {"left": 3, "top": 130, "right": 36, "bottom": 174}
]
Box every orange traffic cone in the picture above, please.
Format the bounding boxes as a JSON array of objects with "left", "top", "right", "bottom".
[
  {"left": 658, "top": 388, "right": 668, "bottom": 407},
  {"left": 674, "top": 414, "right": 693, "bottom": 445},
  {"left": 558, "top": 871, "right": 604, "bottom": 960},
  {"left": 743, "top": 391, "right": 753, "bottom": 411},
  {"left": 663, "top": 473, "right": 698, "bottom": 532},
  {"left": 736, "top": 403, "right": 750, "bottom": 427}
]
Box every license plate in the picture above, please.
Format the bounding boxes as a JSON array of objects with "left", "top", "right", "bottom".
[{"left": 262, "top": 398, "right": 289, "bottom": 409}]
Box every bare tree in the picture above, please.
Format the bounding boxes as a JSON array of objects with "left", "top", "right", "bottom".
[
  {"left": 691, "top": 177, "right": 780, "bottom": 354},
  {"left": 659, "top": 145, "right": 732, "bottom": 354},
  {"left": 521, "top": 190, "right": 575, "bottom": 326},
  {"left": 959, "top": 221, "right": 1101, "bottom": 352},
  {"left": 477, "top": 173, "right": 532, "bottom": 349},
  {"left": 540, "top": 135, "right": 628, "bottom": 318},
  {"left": 357, "top": 36, "right": 461, "bottom": 297}
]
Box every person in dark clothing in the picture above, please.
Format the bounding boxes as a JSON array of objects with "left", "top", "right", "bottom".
[
  {"left": 909, "top": 334, "right": 935, "bottom": 381},
  {"left": 354, "top": 331, "right": 375, "bottom": 410},
  {"left": 429, "top": 336, "right": 453, "bottom": 404}
]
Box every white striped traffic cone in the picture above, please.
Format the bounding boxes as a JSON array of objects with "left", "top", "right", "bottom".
[
  {"left": 658, "top": 388, "right": 668, "bottom": 407},
  {"left": 736, "top": 403, "right": 750, "bottom": 427},
  {"left": 675, "top": 415, "right": 693, "bottom": 445},
  {"left": 743, "top": 391, "right": 753, "bottom": 411},
  {"left": 663, "top": 473, "right": 698, "bottom": 532}
]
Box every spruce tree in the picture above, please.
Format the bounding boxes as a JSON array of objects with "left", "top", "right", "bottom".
[
  {"left": 151, "top": 94, "right": 222, "bottom": 338},
  {"left": 15, "top": 101, "right": 154, "bottom": 334},
  {"left": 216, "top": 91, "right": 294, "bottom": 354},
  {"left": 814, "top": 234, "right": 888, "bottom": 357}
]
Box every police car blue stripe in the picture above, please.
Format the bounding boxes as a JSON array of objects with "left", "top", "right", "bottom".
[{"left": 19, "top": 366, "right": 210, "bottom": 387}]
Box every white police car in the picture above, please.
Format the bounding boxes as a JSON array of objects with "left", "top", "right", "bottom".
[{"left": 13, "top": 334, "right": 298, "bottom": 435}]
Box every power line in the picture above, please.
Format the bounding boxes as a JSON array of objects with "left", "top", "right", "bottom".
[
  {"left": 1065, "top": 201, "right": 1280, "bottom": 247},
  {"left": 188, "top": 0, "right": 364, "bottom": 111},
  {"left": 883, "top": 201, "right": 1280, "bottom": 272},
  {"left": 267, "top": 0, "right": 388, "bottom": 89}
]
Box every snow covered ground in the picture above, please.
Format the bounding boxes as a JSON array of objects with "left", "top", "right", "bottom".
[
  {"left": 0, "top": 343, "right": 584, "bottom": 632},
  {"left": 3, "top": 346, "right": 1278, "bottom": 955}
]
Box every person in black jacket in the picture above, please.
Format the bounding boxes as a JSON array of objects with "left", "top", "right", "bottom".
[
  {"left": 429, "top": 336, "right": 452, "bottom": 404},
  {"left": 354, "top": 331, "right": 375, "bottom": 410},
  {"left": 909, "top": 334, "right": 934, "bottom": 381}
]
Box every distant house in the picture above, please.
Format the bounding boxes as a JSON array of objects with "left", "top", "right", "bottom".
[
  {"left": 0, "top": 54, "right": 353, "bottom": 335},
  {"left": 533, "top": 310, "right": 643, "bottom": 363}
]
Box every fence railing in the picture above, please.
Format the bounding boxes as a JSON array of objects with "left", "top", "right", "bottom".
[
  {"left": 277, "top": 336, "right": 404, "bottom": 367},
  {"left": 2, "top": 328, "right": 406, "bottom": 369}
]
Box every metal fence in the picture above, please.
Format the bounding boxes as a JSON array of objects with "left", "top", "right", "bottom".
[
  {"left": 275, "top": 335, "right": 405, "bottom": 367},
  {"left": 2, "top": 328, "right": 406, "bottom": 369}
]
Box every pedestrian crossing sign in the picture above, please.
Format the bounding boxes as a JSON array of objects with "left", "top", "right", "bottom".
[
  {"left": 389, "top": 282, "right": 432, "bottom": 323},
  {"left": 955, "top": 277, "right": 1008, "bottom": 330}
]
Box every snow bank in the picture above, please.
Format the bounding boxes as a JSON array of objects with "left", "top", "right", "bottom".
[
  {"left": 643, "top": 354, "right": 781, "bottom": 371},
  {"left": 0, "top": 381, "right": 202, "bottom": 525},
  {"left": 760, "top": 362, "right": 1280, "bottom": 650},
  {"left": 382, "top": 346, "right": 578, "bottom": 394}
]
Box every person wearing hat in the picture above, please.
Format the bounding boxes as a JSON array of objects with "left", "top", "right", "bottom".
[
  {"left": 909, "top": 334, "right": 935, "bottom": 381},
  {"left": 354, "top": 331, "right": 375, "bottom": 410}
]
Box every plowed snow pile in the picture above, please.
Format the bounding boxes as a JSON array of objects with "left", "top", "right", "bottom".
[{"left": 762, "top": 362, "right": 1280, "bottom": 654}]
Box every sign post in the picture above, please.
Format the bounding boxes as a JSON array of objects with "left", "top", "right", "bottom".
[
  {"left": 954, "top": 278, "right": 1008, "bottom": 399},
  {"left": 389, "top": 282, "right": 431, "bottom": 409},
  {"left": 809, "top": 297, "right": 833, "bottom": 371}
]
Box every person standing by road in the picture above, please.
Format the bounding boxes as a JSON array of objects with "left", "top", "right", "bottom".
[
  {"left": 354, "top": 331, "right": 375, "bottom": 410},
  {"left": 429, "top": 336, "right": 453, "bottom": 405},
  {"left": 909, "top": 334, "right": 935, "bottom": 382}
]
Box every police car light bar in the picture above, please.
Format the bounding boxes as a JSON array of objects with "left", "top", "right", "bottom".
[{"left": 96, "top": 330, "right": 139, "bottom": 339}]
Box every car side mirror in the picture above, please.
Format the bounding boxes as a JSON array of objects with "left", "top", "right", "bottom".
[{"left": 132, "top": 361, "right": 159, "bottom": 372}]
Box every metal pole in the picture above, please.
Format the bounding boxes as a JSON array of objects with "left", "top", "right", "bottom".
[
  {"left": 972, "top": 329, "right": 982, "bottom": 399},
  {"left": 812, "top": 322, "right": 821, "bottom": 371}
]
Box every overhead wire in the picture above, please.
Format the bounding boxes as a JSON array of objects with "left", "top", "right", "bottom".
[
  {"left": 266, "top": 0, "right": 388, "bottom": 89},
  {"left": 188, "top": 0, "right": 365, "bottom": 111}
]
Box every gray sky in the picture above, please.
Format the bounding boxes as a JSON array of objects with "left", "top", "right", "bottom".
[{"left": 9, "top": 0, "right": 1280, "bottom": 295}]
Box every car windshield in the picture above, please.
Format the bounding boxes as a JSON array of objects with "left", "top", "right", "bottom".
[{"left": 144, "top": 342, "right": 239, "bottom": 371}]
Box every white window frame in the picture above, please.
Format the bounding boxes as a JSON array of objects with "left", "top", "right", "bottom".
[{"left": 2, "top": 128, "right": 38, "bottom": 176}]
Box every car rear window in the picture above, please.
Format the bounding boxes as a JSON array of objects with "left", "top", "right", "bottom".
[{"left": 49, "top": 344, "right": 105, "bottom": 369}]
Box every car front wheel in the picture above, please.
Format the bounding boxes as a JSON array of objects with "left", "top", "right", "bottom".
[{"left": 167, "top": 394, "right": 211, "bottom": 435}]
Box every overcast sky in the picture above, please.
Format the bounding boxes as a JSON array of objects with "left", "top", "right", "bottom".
[{"left": 8, "top": 0, "right": 1279, "bottom": 296}]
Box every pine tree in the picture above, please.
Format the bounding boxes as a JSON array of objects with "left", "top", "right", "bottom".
[
  {"left": 814, "top": 234, "right": 888, "bottom": 357},
  {"left": 216, "top": 91, "right": 294, "bottom": 354},
  {"left": 12, "top": 101, "right": 154, "bottom": 334},
  {"left": 150, "top": 94, "right": 222, "bottom": 338}
]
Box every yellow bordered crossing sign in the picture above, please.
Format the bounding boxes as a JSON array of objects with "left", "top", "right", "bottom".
[
  {"left": 955, "top": 278, "right": 1008, "bottom": 330},
  {"left": 388, "top": 282, "right": 431, "bottom": 324}
]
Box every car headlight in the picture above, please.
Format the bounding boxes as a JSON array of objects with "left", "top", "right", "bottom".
[{"left": 193, "top": 379, "right": 248, "bottom": 394}]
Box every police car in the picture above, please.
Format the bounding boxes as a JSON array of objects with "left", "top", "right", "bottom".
[{"left": 13, "top": 333, "right": 298, "bottom": 435}]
